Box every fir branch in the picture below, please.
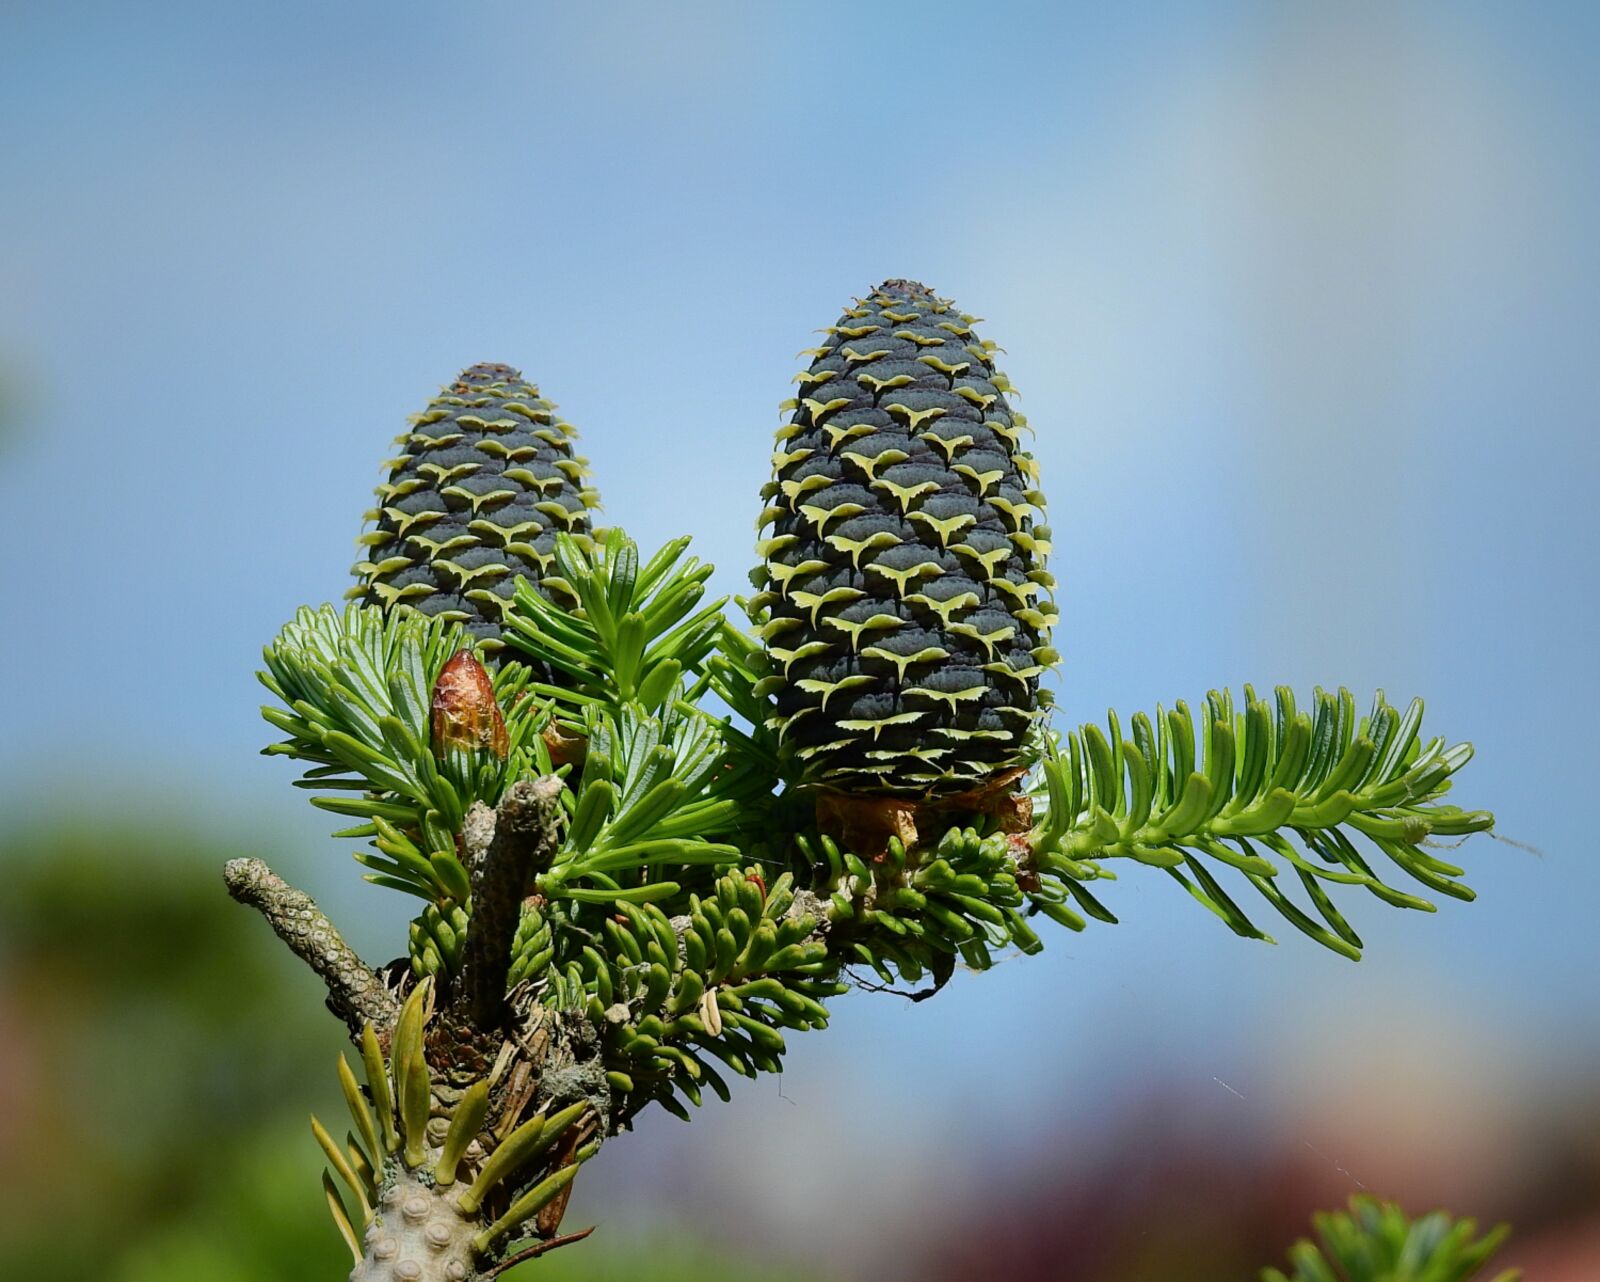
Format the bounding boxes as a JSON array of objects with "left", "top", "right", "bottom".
[
  {"left": 258, "top": 604, "right": 555, "bottom": 909},
  {"left": 501, "top": 530, "right": 727, "bottom": 719},
  {"left": 251, "top": 289, "right": 1514, "bottom": 1276},
  {"left": 487, "top": 533, "right": 786, "bottom": 912},
  {"left": 1029, "top": 686, "right": 1493, "bottom": 958},
  {"left": 255, "top": 534, "right": 1504, "bottom": 1145},
  {"left": 457, "top": 776, "right": 566, "bottom": 1029},
  {"left": 222, "top": 857, "right": 399, "bottom": 1034},
  {"left": 533, "top": 690, "right": 778, "bottom": 908},
  {"left": 1262, "top": 1195, "right": 1517, "bottom": 1282}
]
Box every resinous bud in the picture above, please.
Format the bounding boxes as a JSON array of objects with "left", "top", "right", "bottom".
[{"left": 430, "top": 651, "right": 508, "bottom": 759}]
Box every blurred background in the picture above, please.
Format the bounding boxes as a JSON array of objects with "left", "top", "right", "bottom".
[{"left": 2, "top": 2, "right": 1596, "bottom": 1278}]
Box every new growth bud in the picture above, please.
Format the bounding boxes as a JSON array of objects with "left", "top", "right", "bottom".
[{"left": 431, "top": 651, "right": 508, "bottom": 759}]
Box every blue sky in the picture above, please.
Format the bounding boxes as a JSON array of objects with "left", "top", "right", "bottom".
[{"left": 2, "top": 1, "right": 1596, "bottom": 1261}]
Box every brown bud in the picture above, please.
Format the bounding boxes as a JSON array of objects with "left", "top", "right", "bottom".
[
  {"left": 431, "top": 651, "right": 508, "bottom": 759},
  {"left": 988, "top": 789, "right": 1035, "bottom": 835},
  {"left": 815, "top": 791, "right": 921, "bottom": 862},
  {"left": 541, "top": 720, "right": 588, "bottom": 770}
]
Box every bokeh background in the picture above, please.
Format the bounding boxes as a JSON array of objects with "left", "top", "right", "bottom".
[{"left": 2, "top": 2, "right": 1597, "bottom": 1278}]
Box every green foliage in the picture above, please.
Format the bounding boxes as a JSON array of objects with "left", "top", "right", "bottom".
[
  {"left": 498, "top": 530, "right": 787, "bottom": 912},
  {"left": 535, "top": 696, "right": 767, "bottom": 908},
  {"left": 409, "top": 902, "right": 470, "bottom": 981},
  {"left": 798, "top": 824, "right": 1041, "bottom": 982},
  {"left": 502, "top": 529, "right": 727, "bottom": 718},
  {"left": 1262, "top": 1196, "right": 1517, "bottom": 1282},
  {"left": 259, "top": 603, "right": 549, "bottom": 906},
  {"left": 507, "top": 898, "right": 555, "bottom": 987},
  {"left": 260, "top": 529, "right": 1497, "bottom": 1126},
  {"left": 0, "top": 816, "right": 350, "bottom": 1282},
  {"left": 1030, "top": 687, "right": 1492, "bottom": 958},
  {"left": 542, "top": 865, "right": 845, "bottom": 1123}
]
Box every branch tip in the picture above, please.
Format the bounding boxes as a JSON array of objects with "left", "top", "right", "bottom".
[{"left": 223, "top": 856, "right": 399, "bottom": 1034}]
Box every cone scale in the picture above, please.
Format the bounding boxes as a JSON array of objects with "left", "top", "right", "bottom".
[
  {"left": 352, "top": 363, "right": 600, "bottom": 654},
  {"left": 753, "top": 281, "right": 1058, "bottom": 798}
]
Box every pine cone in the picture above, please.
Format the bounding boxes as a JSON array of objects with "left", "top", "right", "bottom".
[
  {"left": 752, "top": 281, "right": 1058, "bottom": 796},
  {"left": 352, "top": 362, "right": 599, "bottom": 656}
]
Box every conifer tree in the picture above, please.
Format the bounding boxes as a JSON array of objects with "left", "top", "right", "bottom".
[{"left": 234, "top": 286, "right": 1500, "bottom": 1279}]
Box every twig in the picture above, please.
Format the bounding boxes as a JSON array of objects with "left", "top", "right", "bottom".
[
  {"left": 843, "top": 964, "right": 951, "bottom": 1003},
  {"left": 482, "top": 1225, "right": 596, "bottom": 1278},
  {"left": 535, "top": 1114, "right": 599, "bottom": 1237},
  {"left": 223, "top": 857, "right": 399, "bottom": 1034},
  {"left": 457, "top": 776, "right": 566, "bottom": 1030}
]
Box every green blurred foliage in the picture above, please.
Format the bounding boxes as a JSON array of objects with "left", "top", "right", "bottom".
[
  {"left": 0, "top": 811, "right": 800, "bottom": 1281},
  {"left": 0, "top": 813, "right": 352, "bottom": 1279}
]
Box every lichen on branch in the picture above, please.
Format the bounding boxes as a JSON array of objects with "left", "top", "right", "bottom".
[{"left": 223, "top": 857, "right": 398, "bottom": 1034}]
